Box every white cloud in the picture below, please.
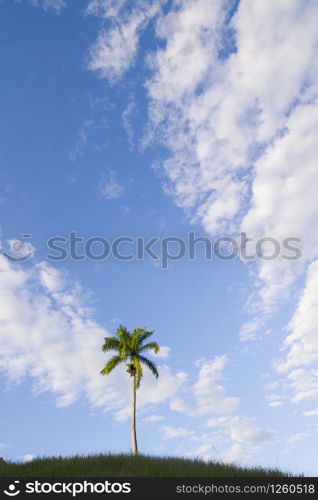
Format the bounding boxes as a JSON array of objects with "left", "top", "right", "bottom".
[
  {"left": 137, "top": 366, "right": 187, "bottom": 411},
  {"left": 24, "top": 454, "right": 34, "bottom": 462},
  {"left": 19, "top": 0, "right": 66, "bottom": 12},
  {"left": 287, "top": 369, "right": 318, "bottom": 405},
  {"left": 287, "top": 433, "right": 309, "bottom": 444},
  {"left": 240, "top": 100, "right": 318, "bottom": 324},
  {"left": 39, "top": 262, "right": 67, "bottom": 293},
  {"left": 268, "top": 401, "right": 283, "bottom": 408},
  {"left": 136, "top": 0, "right": 318, "bottom": 418},
  {"left": 0, "top": 258, "right": 274, "bottom": 462},
  {"left": 112, "top": 366, "right": 186, "bottom": 422},
  {"left": 166, "top": 355, "right": 273, "bottom": 459},
  {"left": 169, "top": 355, "right": 240, "bottom": 416},
  {"left": 0, "top": 255, "right": 185, "bottom": 417},
  {"left": 186, "top": 416, "right": 273, "bottom": 464},
  {"left": 207, "top": 415, "right": 275, "bottom": 444},
  {"left": 98, "top": 170, "right": 125, "bottom": 199},
  {"left": 122, "top": 97, "right": 136, "bottom": 150},
  {"left": 68, "top": 118, "right": 108, "bottom": 162},
  {"left": 88, "top": 0, "right": 318, "bottom": 349},
  {"left": 143, "top": 414, "right": 164, "bottom": 423},
  {"left": 263, "top": 380, "right": 280, "bottom": 392},
  {"left": 274, "top": 260, "right": 318, "bottom": 403},
  {"left": 88, "top": 17, "right": 142, "bottom": 82},
  {"left": 303, "top": 409, "right": 318, "bottom": 417},
  {"left": 190, "top": 356, "right": 240, "bottom": 416},
  {"left": 276, "top": 260, "right": 318, "bottom": 372},
  {"left": 189, "top": 436, "right": 261, "bottom": 465},
  {"left": 146, "top": 0, "right": 318, "bottom": 240},
  {"left": 87, "top": 0, "right": 166, "bottom": 82},
  {"left": 190, "top": 442, "right": 215, "bottom": 460},
  {"left": 169, "top": 397, "right": 189, "bottom": 413},
  {"left": 153, "top": 346, "right": 171, "bottom": 359},
  {"left": 266, "top": 393, "right": 283, "bottom": 404},
  {"left": 87, "top": 2, "right": 318, "bottom": 432},
  {"left": 86, "top": 0, "right": 130, "bottom": 17},
  {"left": 142, "top": 0, "right": 318, "bottom": 342},
  {"left": 162, "top": 425, "right": 195, "bottom": 439},
  {"left": 220, "top": 443, "right": 260, "bottom": 465},
  {"left": 109, "top": 318, "right": 120, "bottom": 324}
]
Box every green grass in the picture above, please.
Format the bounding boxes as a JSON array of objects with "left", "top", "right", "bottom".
[{"left": 0, "top": 454, "right": 291, "bottom": 477}]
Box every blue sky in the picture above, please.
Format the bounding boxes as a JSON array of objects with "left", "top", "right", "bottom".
[{"left": 1, "top": 0, "right": 318, "bottom": 476}]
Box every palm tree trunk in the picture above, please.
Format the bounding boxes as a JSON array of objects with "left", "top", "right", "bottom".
[{"left": 131, "top": 373, "right": 138, "bottom": 456}]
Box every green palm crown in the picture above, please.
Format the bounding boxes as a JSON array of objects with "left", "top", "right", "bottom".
[{"left": 100, "top": 325, "right": 160, "bottom": 388}]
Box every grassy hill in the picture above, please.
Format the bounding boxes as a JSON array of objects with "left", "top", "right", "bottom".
[{"left": 0, "top": 454, "right": 290, "bottom": 477}]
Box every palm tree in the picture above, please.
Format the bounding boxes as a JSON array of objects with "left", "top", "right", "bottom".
[{"left": 100, "top": 325, "right": 160, "bottom": 456}]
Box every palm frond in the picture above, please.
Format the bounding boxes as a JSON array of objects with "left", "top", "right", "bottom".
[
  {"left": 116, "top": 324, "right": 130, "bottom": 341},
  {"left": 136, "top": 330, "right": 155, "bottom": 347},
  {"left": 131, "top": 328, "right": 145, "bottom": 349},
  {"left": 134, "top": 357, "right": 143, "bottom": 388},
  {"left": 138, "top": 355, "right": 159, "bottom": 378},
  {"left": 100, "top": 325, "right": 160, "bottom": 386},
  {"left": 116, "top": 325, "right": 133, "bottom": 359},
  {"left": 101, "top": 336, "right": 121, "bottom": 352},
  {"left": 139, "top": 342, "right": 159, "bottom": 354},
  {"left": 100, "top": 355, "right": 122, "bottom": 375}
]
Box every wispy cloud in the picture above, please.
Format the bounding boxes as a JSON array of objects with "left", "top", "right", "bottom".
[
  {"left": 268, "top": 401, "right": 283, "bottom": 408},
  {"left": 275, "top": 260, "right": 318, "bottom": 403},
  {"left": 287, "top": 433, "right": 309, "bottom": 444},
  {"left": 98, "top": 170, "right": 125, "bottom": 199},
  {"left": 143, "top": 414, "right": 164, "bottom": 423},
  {"left": 87, "top": 0, "right": 167, "bottom": 82},
  {"left": 138, "top": 0, "right": 318, "bottom": 354},
  {"left": 153, "top": 346, "right": 171, "bottom": 359},
  {"left": 206, "top": 415, "right": 275, "bottom": 445},
  {"left": 0, "top": 256, "right": 272, "bottom": 462},
  {"left": 162, "top": 425, "right": 195, "bottom": 439},
  {"left": 18, "top": 0, "right": 66, "bottom": 12},
  {"left": 219, "top": 444, "right": 261, "bottom": 466},
  {"left": 0, "top": 256, "right": 185, "bottom": 416},
  {"left": 170, "top": 355, "right": 240, "bottom": 416},
  {"left": 303, "top": 409, "right": 318, "bottom": 417},
  {"left": 122, "top": 96, "right": 136, "bottom": 150},
  {"left": 68, "top": 118, "right": 108, "bottom": 162}
]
